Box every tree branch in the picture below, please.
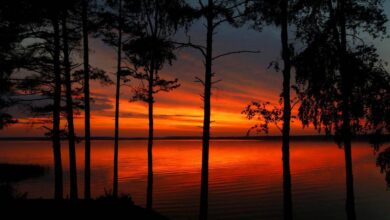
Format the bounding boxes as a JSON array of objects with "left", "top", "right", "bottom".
[
  {"left": 174, "top": 41, "right": 207, "bottom": 58},
  {"left": 194, "top": 76, "right": 205, "bottom": 86},
  {"left": 213, "top": 50, "right": 260, "bottom": 61}
]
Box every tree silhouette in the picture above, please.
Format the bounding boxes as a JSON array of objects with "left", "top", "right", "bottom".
[
  {"left": 61, "top": 3, "right": 79, "bottom": 200},
  {"left": 81, "top": 0, "right": 92, "bottom": 200},
  {"left": 242, "top": 99, "right": 298, "bottom": 135},
  {"left": 113, "top": 0, "right": 123, "bottom": 199},
  {"left": 0, "top": 0, "right": 33, "bottom": 129},
  {"left": 98, "top": 0, "right": 125, "bottom": 198},
  {"left": 78, "top": 0, "right": 110, "bottom": 201},
  {"left": 179, "top": 1, "right": 260, "bottom": 219},
  {"left": 0, "top": 0, "right": 67, "bottom": 199},
  {"left": 280, "top": 2, "right": 293, "bottom": 217},
  {"left": 51, "top": 5, "right": 65, "bottom": 200},
  {"left": 97, "top": 0, "right": 139, "bottom": 198},
  {"left": 244, "top": 0, "right": 305, "bottom": 218},
  {"left": 242, "top": 98, "right": 298, "bottom": 220},
  {"left": 122, "top": 0, "right": 191, "bottom": 210},
  {"left": 293, "top": 1, "right": 389, "bottom": 219},
  {"left": 15, "top": 0, "right": 109, "bottom": 200},
  {"left": 15, "top": 0, "right": 110, "bottom": 200},
  {"left": 59, "top": 1, "right": 112, "bottom": 200}
]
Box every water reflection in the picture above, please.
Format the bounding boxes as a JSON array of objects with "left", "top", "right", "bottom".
[{"left": 0, "top": 140, "right": 390, "bottom": 219}]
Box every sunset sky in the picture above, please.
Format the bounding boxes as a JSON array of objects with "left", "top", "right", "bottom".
[{"left": 2, "top": 3, "right": 390, "bottom": 138}]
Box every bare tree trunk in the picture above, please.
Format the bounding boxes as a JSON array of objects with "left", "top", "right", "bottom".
[
  {"left": 146, "top": 67, "right": 154, "bottom": 211},
  {"left": 61, "top": 10, "right": 78, "bottom": 200},
  {"left": 113, "top": 0, "right": 122, "bottom": 198},
  {"left": 281, "top": 0, "right": 293, "bottom": 219},
  {"left": 51, "top": 14, "right": 63, "bottom": 200},
  {"left": 82, "top": 0, "right": 91, "bottom": 200},
  {"left": 199, "top": 1, "right": 213, "bottom": 219},
  {"left": 338, "top": 0, "right": 356, "bottom": 219}
]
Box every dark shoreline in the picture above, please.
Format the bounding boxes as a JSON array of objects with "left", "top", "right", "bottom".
[
  {"left": 0, "top": 164, "right": 167, "bottom": 219},
  {"left": 0, "top": 200, "right": 168, "bottom": 219},
  {"left": 0, "top": 135, "right": 389, "bottom": 142}
]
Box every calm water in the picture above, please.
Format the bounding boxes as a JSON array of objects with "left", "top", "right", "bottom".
[{"left": 0, "top": 140, "right": 389, "bottom": 219}]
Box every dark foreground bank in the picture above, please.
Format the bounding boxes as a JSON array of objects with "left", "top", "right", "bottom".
[
  {"left": 0, "top": 163, "right": 46, "bottom": 182},
  {"left": 0, "top": 164, "right": 167, "bottom": 219},
  {"left": 0, "top": 199, "right": 169, "bottom": 219}
]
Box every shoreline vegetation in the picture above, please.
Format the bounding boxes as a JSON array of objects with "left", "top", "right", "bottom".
[{"left": 1, "top": 135, "right": 390, "bottom": 142}]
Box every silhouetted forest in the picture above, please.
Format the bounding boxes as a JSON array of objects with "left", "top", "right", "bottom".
[{"left": 1, "top": 0, "right": 390, "bottom": 220}]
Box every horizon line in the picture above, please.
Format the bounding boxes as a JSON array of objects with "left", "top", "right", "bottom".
[{"left": 0, "top": 134, "right": 388, "bottom": 141}]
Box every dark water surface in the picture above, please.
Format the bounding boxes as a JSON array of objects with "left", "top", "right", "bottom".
[{"left": 0, "top": 140, "right": 389, "bottom": 220}]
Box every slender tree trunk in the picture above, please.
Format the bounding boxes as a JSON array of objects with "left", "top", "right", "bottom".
[
  {"left": 342, "top": 106, "right": 355, "bottom": 220},
  {"left": 146, "top": 1, "right": 161, "bottom": 209},
  {"left": 51, "top": 15, "right": 63, "bottom": 200},
  {"left": 113, "top": 0, "right": 122, "bottom": 198},
  {"left": 338, "top": 0, "right": 356, "bottom": 219},
  {"left": 326, "top": 1, "right": 356, "bottom": 218},
  {"left": 200, "top": 1, "right": 213, "bottom": 219},
  {"left": 61, "top": 10, "right": 78, "bottom": 200},
  {"left": 82, "top": 0, "right": 91, "bottom": 200},
  {"left": 146, "top": 67, "right": 154, "bottom": 211},
  {"left": 281, "top": 0, "right": 293, "bottom": 219}
]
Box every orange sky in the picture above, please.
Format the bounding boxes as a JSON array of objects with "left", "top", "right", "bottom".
[
  {"left": 0, "top": 42, "right": 313, "bottom": 137},
  {"left": 2, "top": 11, "right": 390, "bottom": 138}
]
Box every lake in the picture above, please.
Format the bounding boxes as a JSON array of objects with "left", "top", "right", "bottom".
[{"left": 0, "top": 139, "right": 389, "bottom": 219}]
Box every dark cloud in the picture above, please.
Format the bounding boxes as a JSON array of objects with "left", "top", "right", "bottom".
[{"left": 90, "top": 93, "right": 113, "bottom": 112}]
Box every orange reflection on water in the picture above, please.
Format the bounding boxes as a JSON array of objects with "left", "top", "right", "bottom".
[{"left": 0, "top": 140, "right": 388, "bottom": 219}]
